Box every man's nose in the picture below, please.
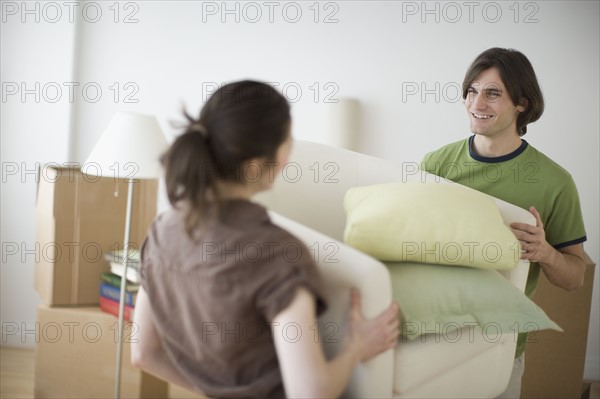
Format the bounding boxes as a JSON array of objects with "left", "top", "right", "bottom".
[{"left": 469, "top": 92, "right": 487, "bottom": 109}]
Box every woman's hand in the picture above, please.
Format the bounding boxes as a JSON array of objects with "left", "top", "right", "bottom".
[
  {"left": 343, "top": 288, "right": 400, "bottom": 362},
  {"left": 273, "top": 287, "right": 400, "bottom": 398}
]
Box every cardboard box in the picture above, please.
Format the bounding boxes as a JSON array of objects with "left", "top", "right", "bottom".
[
  {"left": 521, "top": 252, "right": 596, "bottom": 398},
  {"left": 34, "top": 304, "right": 168, "bottom": 398},
  {"left": 34, "top": 165, "right": 158, "bottom": 306}
]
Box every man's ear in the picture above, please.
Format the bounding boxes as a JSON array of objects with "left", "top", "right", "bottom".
[{"left": 517, "top": 97, "right": 528, "bottom": 112}]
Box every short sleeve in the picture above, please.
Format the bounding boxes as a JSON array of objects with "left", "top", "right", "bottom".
[
  {"left": 420, "top": 151, "right": 439, "bottom": 175},
  {"left": 255, "top": 234, "right": 327, "bottom": 322},
  {"left": 545, "top": 177, "right": 587, "bottom": 249}
]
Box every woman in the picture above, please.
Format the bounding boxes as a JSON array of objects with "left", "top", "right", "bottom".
[{"left": 131, "top": 80, "right": 399, "bottom": 398}]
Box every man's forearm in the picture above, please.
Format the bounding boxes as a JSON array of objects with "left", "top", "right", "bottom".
[{"left": 540, "top": 250, "right": 585, "bottom": 291}]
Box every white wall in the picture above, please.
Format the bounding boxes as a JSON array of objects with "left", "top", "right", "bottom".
[
  {"left": 1, "top": 3, "right": 75, "bottom": 345},
  {"left": 2, "top": 0, "right": 598, "bottom": 380}
]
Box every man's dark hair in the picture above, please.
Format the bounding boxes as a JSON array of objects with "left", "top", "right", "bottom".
[{"left": 462, "top": 48, "right": 544, "bottom": 136}]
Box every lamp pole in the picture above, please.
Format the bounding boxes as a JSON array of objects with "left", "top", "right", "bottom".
[
  {"left": 82, "top": 111, "right": 167, "bottom": 399},
  {"left": 114, "top": 178, "right": 135, "bottom": 399}
]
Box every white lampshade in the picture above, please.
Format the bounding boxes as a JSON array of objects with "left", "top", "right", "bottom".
[{"left": 84, "top": 111, "right": 168, "bottom": 180}]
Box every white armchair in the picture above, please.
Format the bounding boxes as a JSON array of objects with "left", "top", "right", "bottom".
[{"left": 255, "top": 140, "right": 534, "bottom": 398}]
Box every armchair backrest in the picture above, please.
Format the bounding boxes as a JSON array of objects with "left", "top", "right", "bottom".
[{"left": 256, "top": 140, "right": 534, "bottom": 290}]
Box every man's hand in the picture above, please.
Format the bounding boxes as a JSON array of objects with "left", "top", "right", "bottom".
[
  {"left": 511, "top": 206, "right": 585, "bottom": 291},
  {"left": 510, "top": 206, "right": 552, "bottom": 263}
]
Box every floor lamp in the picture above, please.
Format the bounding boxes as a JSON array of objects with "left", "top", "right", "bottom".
[{"left": 84, "top": 111, "right": 168, "bottom": 398}]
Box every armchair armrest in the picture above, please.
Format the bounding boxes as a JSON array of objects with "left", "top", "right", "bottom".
[
  {"left": 269, "top": 211, "right": 395, "bottom": 398},
  {"left": 493, "top": 196, "right": 536, "bottom": 292}
]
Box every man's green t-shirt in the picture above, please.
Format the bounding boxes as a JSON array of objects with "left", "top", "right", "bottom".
[{"left": 421, "top": 135, "right": 587, "bottom": 357}]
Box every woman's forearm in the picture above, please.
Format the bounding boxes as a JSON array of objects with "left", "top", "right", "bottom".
[
  {"left": 273, "top": 288, "right": 398, "bottom": 398},
  {"left": 132, "top": 341, "right": 200, "bottom": 394},
  {"left": 131, "top": 286, "right": 203, "bottom": 395}
]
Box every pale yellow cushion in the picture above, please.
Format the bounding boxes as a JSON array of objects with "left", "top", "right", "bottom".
[{"left": 343, "top": 182, "right": 520, "bottom": 270}]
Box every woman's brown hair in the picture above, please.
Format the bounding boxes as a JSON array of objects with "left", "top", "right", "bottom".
[{"left": 161, "top": 80, "right": 291, "bottom": 236}]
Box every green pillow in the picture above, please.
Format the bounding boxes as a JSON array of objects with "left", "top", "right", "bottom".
[
  {"left": 343, "top": 182, "right": 520, "bottom": 270},
  {"left": 387, "top": 262, "right": 562, "bottom": 341}
]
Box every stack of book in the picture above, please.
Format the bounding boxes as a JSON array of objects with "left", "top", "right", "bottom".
[{"left": 99, "top": 249, "right": 141, "bottom": 321}]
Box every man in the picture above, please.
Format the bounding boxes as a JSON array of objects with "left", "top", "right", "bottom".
[{"left": 420, "top": 47, "right": 587, "bottom": 398}]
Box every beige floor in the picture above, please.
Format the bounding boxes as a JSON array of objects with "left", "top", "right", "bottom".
[
  {"left": 0, "top": 346, "right": 203, "bottom": 399},
  {"left": 2, "top": 346, "right": 599, "bottom": 398}
]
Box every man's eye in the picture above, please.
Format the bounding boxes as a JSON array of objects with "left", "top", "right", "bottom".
[
  {"left": 485, "top": 91, "right": 501, "bottom": 99},
  {"left": 467, "top": 87, "right": 477, "bottom": 93}
]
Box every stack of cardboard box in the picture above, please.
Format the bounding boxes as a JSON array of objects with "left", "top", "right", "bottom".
[
  {"left": 522, "top": 253, "right": 596, "bottom": 399},
  {"left": 33, "top": 165, "right": 167, "bottom": 398}
]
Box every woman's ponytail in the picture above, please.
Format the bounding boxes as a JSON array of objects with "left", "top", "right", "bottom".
[{"left": 161, "top": 112, "right": 218, "bottom": 236}]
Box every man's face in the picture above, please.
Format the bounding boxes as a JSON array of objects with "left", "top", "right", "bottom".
[{"left": 464, "top": 67, "right": 525, "bottom": 139}]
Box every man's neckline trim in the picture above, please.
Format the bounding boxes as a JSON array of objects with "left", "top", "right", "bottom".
[{"left": 468, "top": 135, "right": 529, "bottom": 163}]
